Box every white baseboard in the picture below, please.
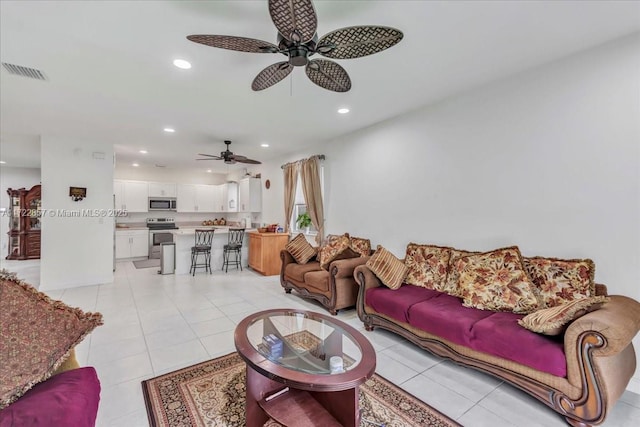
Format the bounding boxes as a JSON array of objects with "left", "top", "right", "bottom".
[{"left": 627, "top": 376, "right": 640, "bottom": 394}]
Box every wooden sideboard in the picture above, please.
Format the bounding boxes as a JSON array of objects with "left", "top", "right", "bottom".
[{"left": 248, "top": 232, "right": 289, "bottom": 276}]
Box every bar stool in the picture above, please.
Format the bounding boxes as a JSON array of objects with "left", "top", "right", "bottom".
[
  {"left": 190, "top": 229, "right": 214, "bottom": 276},
  {"left": 222, "top": 228, "right": 245, "bottom": 273}
]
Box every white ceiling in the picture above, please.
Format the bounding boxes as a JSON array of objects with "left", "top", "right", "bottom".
[{"left": 1, "top": 1, "right": 639, "bottom": 172}]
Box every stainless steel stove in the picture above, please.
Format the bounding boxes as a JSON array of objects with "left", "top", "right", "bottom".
[{"left": 147, "top": 218, "right": 178, "bottom": 258}]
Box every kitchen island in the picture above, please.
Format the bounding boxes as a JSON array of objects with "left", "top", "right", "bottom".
[{"left": 171, "top": 227, "right": 254, "bottom": 274}]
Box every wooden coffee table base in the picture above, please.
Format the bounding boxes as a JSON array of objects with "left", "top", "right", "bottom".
[{"left": 245, "top": 366, "right": 360, "bottom": 427}]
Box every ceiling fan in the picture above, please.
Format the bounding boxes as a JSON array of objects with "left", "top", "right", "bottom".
[
  {"left": 186, "top": 0, "right": 403, "bottom": 92},
  {"left": 197, "top": 140, "right": 262, "bottom": 164}
]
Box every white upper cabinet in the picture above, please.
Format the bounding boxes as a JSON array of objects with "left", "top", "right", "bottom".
[
  {"left": 195, "top": 184, "right": 216, "bottom": 212},
  {"left": 238, "top": 178, "right": 262, "bottom": 212},
  {"left": 148, "top": 182, "right": 177, "bottom": 198},
  {"left": 114, "top": 180, "right": 148, "bottom": 212},
  {"left": 177, "top": 184, "right": 216, "bottom": 212},
  {"left": 221, "top": 182, "right": 238, "bottom": 212}
]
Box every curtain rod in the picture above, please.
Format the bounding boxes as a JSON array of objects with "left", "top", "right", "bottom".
[{"left": 281, "top": 154, "right": 325, "bottom": 169}]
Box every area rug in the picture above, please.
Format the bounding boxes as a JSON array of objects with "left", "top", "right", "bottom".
[
  {"left": 133, "top": 259, "right": 160, "bottom": 269},
  {"left": 141, "top": 352, "right": 461, "bottom": 427}
]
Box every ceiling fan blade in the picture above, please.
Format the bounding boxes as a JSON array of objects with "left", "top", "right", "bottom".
[
  {"left": 316, "top": 26, "right": 403, "bottom": 59},
  {"left": 252, "top": 61, "right": 293, "bottom": 91},
  {"left": 305, "top": 59, "right": 351, "bottom": 92},
  {"left": 233, "top": 157, "right": 262, "bottom": 165},
  {"left": 187, "top": 35, "right": 279, "bottom": 53},
  {"left": 268, "top": 0, "right": 317, "bottom": 43},
  {"left": 197, "top": 154, "right": 223, "bottom": 159}
]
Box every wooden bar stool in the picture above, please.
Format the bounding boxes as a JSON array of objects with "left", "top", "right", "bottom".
[{"left": 190, "top": 229, "right": 214, "bottom": 275}]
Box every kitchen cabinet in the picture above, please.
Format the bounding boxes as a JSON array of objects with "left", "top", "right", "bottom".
[
  {"left": 115, "top": 229, "right": 149, "bottom": 259},
  {"left": 177, "top": 184, "right": 216, "bottom": 212},
  {"left": 114, "top": 180, "right": 148, "bottom": 212},
  {"left": 248, "top": 232, "right": 289, "bottom": 276},
  {"left": 238, "top": 178, "right": 261, "bottom": 212},
  {"left": 148, "top": 182, "right": 177, "bottom": 198},
  {"left": 220, "top": 182, "right": 238, "bottom": 212}
]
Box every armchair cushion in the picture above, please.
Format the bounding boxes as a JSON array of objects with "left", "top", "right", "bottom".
[
  {"left": 349, "top": 236, "right": 371, "bottom": 258},
  {"left": 0, "top": 271, "right": 103, "bottom": 408},
  {"left": 285, "top": 233, "right": 316, "bottom": 265},
  {"left": 319, "top": 234, "right": 358, "bottom": 270},
  {"left": 285, "top": 261, "right": 321, "bottom": 282},
  {"left": 455, "top": 246, "right": 542, "bottom": 314},
  {"left": 523, "top": 256, "right": 595, "bottom": 308},
  {"left": 518, "top": 295, "right": 609, "bottom": 335},
  {"left": 366, "top": 246, "right": 407, "bottom": 290}
]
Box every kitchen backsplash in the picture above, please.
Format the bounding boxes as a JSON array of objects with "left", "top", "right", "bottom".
[{"left": 117, "top": 211, "right": 262, "bottom": 226}]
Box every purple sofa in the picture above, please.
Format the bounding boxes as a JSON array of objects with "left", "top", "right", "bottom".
[
  {"left": 0, "top": 364, "right": 100, "bottom": 427},
  {"left": 355, "top": 264, "right": 640, "bottom": 427}
]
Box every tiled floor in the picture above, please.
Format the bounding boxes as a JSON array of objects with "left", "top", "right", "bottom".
[{"left": 3, "top": 259, "right": 640, "bottom": 426}]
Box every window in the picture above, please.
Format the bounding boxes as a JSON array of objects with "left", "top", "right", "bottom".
[{"left": 289, "top": 165, "right": 324, "bottom": 235}]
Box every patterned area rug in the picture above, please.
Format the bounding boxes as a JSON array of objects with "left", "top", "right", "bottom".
[{"left": 141, "top": 352, "right": 461, "bottom": 427}]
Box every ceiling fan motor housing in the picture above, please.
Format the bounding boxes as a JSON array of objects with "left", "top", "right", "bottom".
[{"left": 278, "top": 33, "right": 317, "bottom": 67}]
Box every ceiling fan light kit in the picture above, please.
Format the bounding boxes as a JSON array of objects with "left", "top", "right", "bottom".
[{"left": 187, "top": 0, "right": 403, "bottom": 92}]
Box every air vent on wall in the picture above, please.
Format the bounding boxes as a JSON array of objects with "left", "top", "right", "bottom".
[{"left": 2, "top": 62, "right": 47, "bottom": 81}]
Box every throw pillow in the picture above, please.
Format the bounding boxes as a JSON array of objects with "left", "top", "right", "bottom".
[
  {"left": 523, "top": 256, "right": 595, "bottom": 308},
  {"left": 441, "top": 247, "right": 481, "bottom": 297},
  {"left": 349, "top": 235, "right": 371, "bottom": 258},
  {"left": 518, "top": 296, "right": 610, "bottom": 335},
  {"left": 404, "top": 243, "right": 452, "bottom": 290},
  {"left": 318, "top": 234, "right": 358, "bottom": 270},
  {"left": 285, "top": 233, "right": 316, "bottom": 264},
  {"left": 366, "top": 245, "right": 408, "bottom": 290},
  {"left": 0, "top": 271, "right": 103, "bottom": 409},
  {"left": 456, "top": 246, "right": 542, "bottom": 314}
]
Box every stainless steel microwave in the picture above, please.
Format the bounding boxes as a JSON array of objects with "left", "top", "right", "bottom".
[{"left": 149, "top": 198, "right": 176, "bottom": 211}]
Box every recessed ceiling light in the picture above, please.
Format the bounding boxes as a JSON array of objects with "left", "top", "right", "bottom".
[
  {"left": 173, "top": 59, "right": 191, "bottom": 69},
  {"left": 261, "top": 143, "right": 269, "bottom": 148},
  {"left": 207, "top": 169, "right": 212, "bottom": 173},
  {"left": 0, "top": 161, "right": 5, "bottom": 164},
  {"left": 337, "top": 108, "right": 350, "bottom": 114},
  {"left": 139, "top": 150, "right": 148, "bottom": 154},
  {"left": 163, "top": 127, "right": 175, "bottom": 133},
  {"left": 132, "top": 163, "right": 139, "bottom": 167}
]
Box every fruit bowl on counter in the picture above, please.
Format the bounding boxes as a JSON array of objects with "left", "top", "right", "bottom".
[{"left": 202, "top": 218, "right": 226, "bottom": 226}]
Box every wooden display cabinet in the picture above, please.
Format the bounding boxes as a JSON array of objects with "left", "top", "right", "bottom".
[
  {"left": 6, "top": 185, "right": 41, "bottom": 260},
  {"left": 248, "top": 232, "right": 289, "bottom": 276}
]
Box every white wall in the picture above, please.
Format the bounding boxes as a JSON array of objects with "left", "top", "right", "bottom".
[
  {"left": 260, "top": 33, "right": 640, "bottom": 389},
  {"left": 40, "top": 138, "right": 114, "bottom": 290},
  {"left": 0, "top": 166, "right": 41, "bottom": 255}
]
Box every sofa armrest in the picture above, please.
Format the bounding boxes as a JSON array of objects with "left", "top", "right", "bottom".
[
  {"left": 330, "top": 256, "right": 370, "bottom": 279},
  {"left": 354, "top": 265, "right": 383, "bottom": 291},
  {"left": 565, "top": 295, "right": 640, "bottom": 357}
]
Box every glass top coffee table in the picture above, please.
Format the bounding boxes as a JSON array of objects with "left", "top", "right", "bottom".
[{"left": 235, "top": 309, "right": 376, "bottom": 427}]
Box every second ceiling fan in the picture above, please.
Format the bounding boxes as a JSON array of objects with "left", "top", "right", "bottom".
[{"left": 187, "top": 0, "right": 403, "bottom": 92}]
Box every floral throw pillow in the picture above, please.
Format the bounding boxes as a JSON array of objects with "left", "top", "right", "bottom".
[
  {"left": 404, "top": 243, "right": 452, "bottom": 290},
  {"left": 523, "top": 256, "right": 595, "bottom": 308},
  {"left": 518, "top": 296, "right": 609, "bottom": 335},
  {"left": 318, "top": 234, "right": 358, "bottom": 270},
  {"left": 349, "top": 236, "right": 371, "bottom": 258},
  {"left": 456, "top": 246, "right": 542, "bottom": 314},
  {"left": 366, "top": 245, "right": 408, "bottom": 290},
  {"left": 285, "top": 233, "right": 316, "bottom": 264},
  {"left": 441, "top": 248, "right": 481, "bottom": 297},
  {"left": 0, "top": 271, "right": 103, "bottom": 408}
]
